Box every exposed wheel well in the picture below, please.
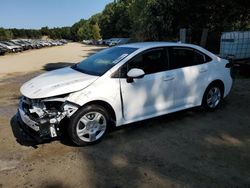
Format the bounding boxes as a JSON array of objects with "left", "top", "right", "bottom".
[
  {"left": 80, "top": 100, "right": 116, "bottom": 126},
  {"left": 207, "top": 80, "right": 225, "bottom": 97}
]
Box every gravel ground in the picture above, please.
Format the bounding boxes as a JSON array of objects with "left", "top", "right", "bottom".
[
  {"left": 0, "top": 42, "right": 104, "bottom": 78},
  {"left": 0, "top": 43, "right": 250, "bottom": 188}
]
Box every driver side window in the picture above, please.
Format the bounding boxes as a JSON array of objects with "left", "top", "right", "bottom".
[
  {"left": 117, "top": 48, "right": 168, "bottom": 78},
  {"left": 112, "top": 48, "right": 168, "bottom": 78},
  {"left": 128, "top": 48, "right": 167, "bottom": 75}
]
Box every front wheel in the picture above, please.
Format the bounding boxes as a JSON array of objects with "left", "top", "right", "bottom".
[
  {"left": 202, "top": 85, "right": 223, "bottom": 110},
  {"left": 68, "top": 105, "right": 110, "bottom": 146}
]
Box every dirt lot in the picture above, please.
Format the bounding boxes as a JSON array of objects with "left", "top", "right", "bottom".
[{"left": 0, "top": 43, "right": 250, "bottom": 188}]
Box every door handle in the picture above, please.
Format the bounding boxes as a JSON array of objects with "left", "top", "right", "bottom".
[
  {"left": 163, "top": 75, "right": 175, "bottom": 81},
  {"left": 199, "top": 69, "right": 208, "bottom": 73}
]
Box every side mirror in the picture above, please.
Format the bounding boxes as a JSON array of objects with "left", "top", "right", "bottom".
[{"left": 126, "top": 68, "right": 145, "bottom": 83}]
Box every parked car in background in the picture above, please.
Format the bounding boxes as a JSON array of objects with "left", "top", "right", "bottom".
[
  {"left": 59, "top": 39, "right": 68, "bottom": 44},
  {"left": 17, "top": 42, "right": 233, "bottom": 146},
  {"left": 0, "top": 46, "right": 7, "bottom": 55},
  {"left": 108, "top": 38, "right": 130, "bottom": 47},
  {"left": 19, "top": 40, "right": 34, "bottom": 49},
  {"left": 102, "top": 38, "right": 130, "bottom": 46},
  {"left": 20, "top": 39, "right": 38, "bottom": 49},
  {"left": 10, "top": 40, "right": 29, "bottom": 50},
  {"left": 102, "top": 38, "right": 118, "bottom": 46},
  {"left": 0, "top": 41, "right": 21, "bottom": 52},
  {"left": 82, "top": 39, "right": 102, "bottom": 45},
  {"left": 3, "top": 41, "right": 23, "bottom": 52},
  {"left": 0, "top": 43, "right": 9, "bottom": 52},
  {"left": 82, "top": 40, "right": 93, "bottom": 45},
  {"left": 0, "top": 39, "right": 67, "bottom": 56}
]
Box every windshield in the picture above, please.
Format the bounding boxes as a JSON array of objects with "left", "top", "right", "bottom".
[{"left": 72, "top": 47, "right": 137, "bottom": 76}]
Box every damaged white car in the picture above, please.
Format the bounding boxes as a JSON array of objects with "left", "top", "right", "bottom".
[{"left": 17, "top": 42, "right": 233, "bottom": 146}]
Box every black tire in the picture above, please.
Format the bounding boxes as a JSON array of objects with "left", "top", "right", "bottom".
[
  {"left": 202, "top": 84, "right": 223, "bottom": 111},
  {"left": 68, "top": 105, "right": 110, "bottom": 146}
]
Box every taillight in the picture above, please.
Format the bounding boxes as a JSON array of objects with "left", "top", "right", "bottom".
[{"left": 224, "top": 59, "right": 234, "bottom": 78}]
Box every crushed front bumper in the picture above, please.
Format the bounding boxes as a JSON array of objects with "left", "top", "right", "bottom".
[
  {"left": 17, "top": 96, "right": 79, "bottom": 141},
  {"left": 16, "top": 110, "right": 45, "bottom": 143},
  {"left": 17, "top": 107, "right": 58, "bottom": 141}
]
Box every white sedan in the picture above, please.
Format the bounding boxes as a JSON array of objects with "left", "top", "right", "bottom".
[{"left": 17, "top": 42, "right": 233, "bottom": 145}]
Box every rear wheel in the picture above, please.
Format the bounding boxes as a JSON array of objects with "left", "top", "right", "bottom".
[
  {"left": 202, "top": 85, "right": 222, "bottom": 110},
  {"left": 68, "top": 105, "right": 110, "bottom": 146}
]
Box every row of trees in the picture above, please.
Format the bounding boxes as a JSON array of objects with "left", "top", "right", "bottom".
[
  {"left": 98, "top": 0, "right": 250, "bottom": 51},
  {"left": 1, "top": 0, "right": 249, "bottom": 45},
  {"left": 0, "top": 20, "right": 102, "bottom": 41},
  {"left": 0, "top": 28, "right": 43, "bottom": 40},
  {"left": 99, "top": 0, "right": 250, "bottom": 40},
  {"left": 0, "top": 24, "right": 101, "bottom": 41}
]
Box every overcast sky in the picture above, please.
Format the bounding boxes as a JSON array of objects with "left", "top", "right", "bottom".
[{"left": 0, "top": 0, "right": 113, "bottom": 29}]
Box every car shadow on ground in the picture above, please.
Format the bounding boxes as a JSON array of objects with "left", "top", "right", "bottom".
[
  {"left": 9, "top": 106, "right": 201, "bottom": 148},
  {"left": 10, "top": 115, "right": 40, "bottom": 148},
  {"left": 81, "top": 46, "right": 104, "bottom": 58},
  {"left": 42, "top": 47, "right": 104, "bottom": 71},
  {"left": 43, "top": 62, "right": 74, "bottom": 71},
  {"left": 10, "top": 112, "right": 79, "bottom": 149},
  {"left": 10, "top": 115, "right": 62, "bottom": 149},
  {"left": 9, "top": 106, "right": 206, "bottom": 149}
]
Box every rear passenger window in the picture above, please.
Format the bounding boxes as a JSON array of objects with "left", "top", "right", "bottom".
[{"left": 169, "top": 47, "right": 211, "bottom": 69}]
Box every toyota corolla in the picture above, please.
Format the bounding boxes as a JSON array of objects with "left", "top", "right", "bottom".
[{"left": 17, "top": 42, "right": 233, "bottom": 145}]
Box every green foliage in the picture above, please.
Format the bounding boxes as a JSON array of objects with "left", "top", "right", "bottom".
[
  {"left": 89, "top": 13, "right": 102, "bottom": 25},
  {"left": 98, "top": 0, "right": 250, "bottom": 41},
  {"left": 71, "top": 19, "right": 87, "bottom": 41},
  {"left": 47, "top": 27, "right": 71, "bottom": 39},
  {"left": 0, "top": 0, "right": 249, "bottom": 43},
  {"left": 99, "top": 0, "right": 132, "bottom": 39},
  {"left": 99, "top": 3, "right": 117, "bottom": 39},
  {"left": 10, "top": 28, "right": 41, "bottom": 39},
  {"left": 77, "top": 24, "right": 92, "bottom": 40},
  {"left": 60, "top": 27, "right": 71, "bottom": 39},
  {"left": 70, "top": 19, "right": 94, "bottom": 41},
  {"left": 92, "top": 23, "right": 101, "bottom": 40},
  {"left": 70, "top": 18, "right": 102, "bottom": 41},
  {"left": 0, "top": 28, "right": 13, "bottom": 40},
  {"left": 41, "top": 26, "right": 50, "bottom": 36},
  {"left": 0, "top": 28, "right": 41, "bottom": 39},
  {"left": 129, "top": 0, "right": 175, "bottom": 41}
]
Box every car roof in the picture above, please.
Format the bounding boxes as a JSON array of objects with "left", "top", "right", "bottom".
[
  {"left": 118, "top": 42, "right": 217, "bottom": 59},
  {"left": 120, "top": 42, "right": 201, "bottom": 50}
]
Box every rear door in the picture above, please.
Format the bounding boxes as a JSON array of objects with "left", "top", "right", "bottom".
[{"left": 168, "top": 47, "right": 212, "bottom": 107}]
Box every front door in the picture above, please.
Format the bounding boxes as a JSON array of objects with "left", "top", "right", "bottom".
[{"left": 120, "top": 48, "right": 175, "bottom": 122}]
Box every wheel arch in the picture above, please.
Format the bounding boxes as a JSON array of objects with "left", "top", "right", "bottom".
[
  {"left": 201, "top": 79, "right": 225, "bottom": 110},
  {"left": 206, "top": 79, "right": 225, "bottom": 97},
  {"left": 79, "top": 100, "right": 116, "bottom": 126}
]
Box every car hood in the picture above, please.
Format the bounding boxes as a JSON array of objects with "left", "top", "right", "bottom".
[{"left": 20, "top": 67, "right": 99, "bottom": 99}]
